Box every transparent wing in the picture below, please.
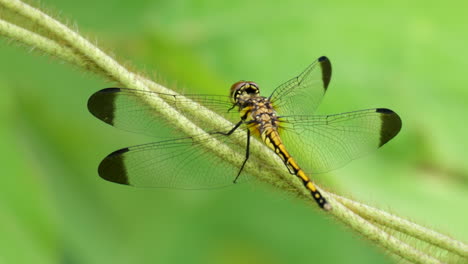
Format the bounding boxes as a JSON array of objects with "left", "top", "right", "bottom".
[
  {"left": 87, "top": 88, "right": 237, "bottom": 137},
  {"left": 279, "top": 108, "right": 402, "bottom": 174},
  {"left": 97, "top": 133, "right": 253, "bottom": 189},
  {"left": 269, "top": 56, "right": 332, "bottom": 116}
]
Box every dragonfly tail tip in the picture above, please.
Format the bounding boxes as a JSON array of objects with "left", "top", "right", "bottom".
[{"left": 323, "top": 202, "right": 332, "bottom": 211}]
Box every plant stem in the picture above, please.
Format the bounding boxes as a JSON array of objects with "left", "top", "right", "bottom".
[
  {"left": 324, "top": 193, "right": 444, "bottom": 264},
  {"left": 331, "top": 193, "right": 468, "bottom": 258},
  {"left": 0, "top": 18, "right": 104, "bottom": 75}
]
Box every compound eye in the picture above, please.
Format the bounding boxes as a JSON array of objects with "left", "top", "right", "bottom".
[
  {"left": 230, "top": 81, "right": 247, "bottom": 93},
  {"left": 247, "top": 81, "right": 259, "bottom": 89}
]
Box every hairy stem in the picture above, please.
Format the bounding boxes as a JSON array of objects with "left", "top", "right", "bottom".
[
  {"left": 324, "top": 193, "right": 444, "bottom": 264},
  {"left": 331, "top": 193, "right": 468, "bottom": 258},
  {"left": 0, "top": 18, "right": 104, "bottom": 75}
]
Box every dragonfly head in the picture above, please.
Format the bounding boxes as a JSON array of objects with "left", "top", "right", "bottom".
[{"left": 230, "top": 81, "right": 260, "bottom": 104}]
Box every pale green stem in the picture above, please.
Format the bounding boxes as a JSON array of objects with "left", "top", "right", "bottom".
[
  {"left": 0, "top": 18, "right": 105, "bottom": 75},
  {"left": 0, "top": 1, "right": 466, "bottom": 263},
  {"left": 331, "top": 193, "right": 468, "bottom": 258},
  {"left": 324, "top": 194, "right": 444, "bottom": 264}
]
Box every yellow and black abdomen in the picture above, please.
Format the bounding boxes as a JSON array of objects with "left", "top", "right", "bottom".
[{"left": 261, "top": 128, "right": 330, "bottom": 210}]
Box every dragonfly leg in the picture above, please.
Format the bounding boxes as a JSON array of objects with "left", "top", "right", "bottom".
[
  {"left": 210, "top": 120, "right": 250, "bottom": 183},
  {"left": 234, "top": 129, "right": 250, "bottom": 183},
  {"left": 213, "top": 120, "right": 243, "bottom": 136}
]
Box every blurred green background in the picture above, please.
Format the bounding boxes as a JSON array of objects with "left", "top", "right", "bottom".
[{"left": 1, "top": 0, "right": 467, "bottom": 263}]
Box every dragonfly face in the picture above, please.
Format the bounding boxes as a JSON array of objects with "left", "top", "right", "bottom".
[
  {"left": 88, "top": 56, "right": 402, "bottom": 211},
  {"left": 230, "top": 80, "right": 260, "bottom": 106}
]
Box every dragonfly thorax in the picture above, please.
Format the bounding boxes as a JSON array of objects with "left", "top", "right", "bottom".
[{"left": 231, "top": 95, "right": 279, "bottom": 139}]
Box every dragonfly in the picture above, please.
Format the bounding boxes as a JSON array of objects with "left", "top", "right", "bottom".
[{"left": 88, "top": 56, "right": 402, "bottom": 210}]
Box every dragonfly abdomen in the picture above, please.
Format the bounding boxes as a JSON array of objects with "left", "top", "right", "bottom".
[{"left": 262, "top": 129, "right": 331, "bottom": 210}]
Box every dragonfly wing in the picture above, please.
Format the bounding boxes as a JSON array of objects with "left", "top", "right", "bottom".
[
  {"left": 87, "top": 88, "right": 236, "bottom": 137},
  {"left": 98, "top": 133, "right": 251, "bottom": 189},
  {"left": 279, "top": 108, "right": 402, "bottom": 174},
  {"left": 269, "top": 56, "right": 332, "bottom": 116}
]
